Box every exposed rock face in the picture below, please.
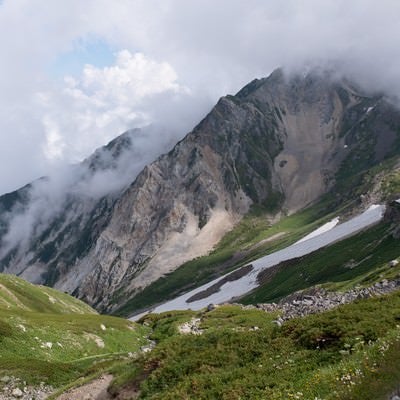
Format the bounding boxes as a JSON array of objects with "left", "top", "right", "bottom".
[
  {"left": 178, "top": 318, "right": 203, "bottom": 335},
  {"left": 0, "top": 134, "right": 128, "bottom": 286},
  {"left": 1, "top": 69, "right": 400, "bottom": 312},
  {"left": 384, "top": 200, "right": 400, "bottom": 238}
]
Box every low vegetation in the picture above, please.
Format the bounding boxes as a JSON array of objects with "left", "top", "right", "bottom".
[
  {"left": 382, "top": 168, "right": 400, "bottom": 198},
  {"left": 0, "top": 274, "right": 150, "bottom": 390},
  {"left": 0, "top": 273, "right": 94, "bottom": 314},
  {"left": 111, "top": 293, "right": 400, "bottom": 399}
]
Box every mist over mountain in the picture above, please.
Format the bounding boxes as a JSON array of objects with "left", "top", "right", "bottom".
[
  {"left": 1, "top": 68, "right": 399, "bottom": 314},
  {"left": 0, "top": 125, "right": 178, "bottom": 276},
  {"left": 2, "top": 1, "right": 400, "bottom": 198}
]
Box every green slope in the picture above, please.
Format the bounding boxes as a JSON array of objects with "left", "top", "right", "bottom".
[
  {"left": 0, "top": 273, "right": 95, "bottom": 314},
  {"left": 0, "top": 274, "right": 150, "bottom": 389}
]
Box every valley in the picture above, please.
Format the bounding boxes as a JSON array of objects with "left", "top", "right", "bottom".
[
  {"left": 0, "top": 69, "right": 399, "bottom": 399},
  {"left": 2, "top": 69, "right": 400, "bottom": 315},
  {"left": 139, "top": 204, "right": 385, "bottom": 316}
]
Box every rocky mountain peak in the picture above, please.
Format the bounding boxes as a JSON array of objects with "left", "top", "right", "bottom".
[
  {"left": 1, "top": 69, "right": 399, "bottom": 312},
  {"left": 83, "top": 129, "right": 135, "bottom": 173}
]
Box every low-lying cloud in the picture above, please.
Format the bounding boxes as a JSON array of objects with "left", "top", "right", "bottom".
[{"left": 0, "top": 125, "right": 179, "bottom": 260}]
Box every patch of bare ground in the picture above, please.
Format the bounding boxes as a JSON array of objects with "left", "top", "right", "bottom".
[
  {"left": 56, "top": 374, "right": 113, "bottom": 400},
  {"left": 111, "top": 384, "right": 140, "bottom": 400},
  {"left": 109, "top": 360, "right": 161, "bottom": 400},
  {"left": 247, "top": 232, "right": 286, "bottom": 251}
]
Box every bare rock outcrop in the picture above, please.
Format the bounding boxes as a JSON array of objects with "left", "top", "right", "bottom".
[{"left": 254, "top": 278, "right": 400, "bottom": 323}]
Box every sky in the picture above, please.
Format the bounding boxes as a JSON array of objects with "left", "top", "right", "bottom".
[{"left": 1, "top": 0, "right": 400, "bottom": 195}]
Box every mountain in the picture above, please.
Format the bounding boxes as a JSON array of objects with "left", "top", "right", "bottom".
[{"left": 1, "top": 68, "right": 400, "bottom": 313}]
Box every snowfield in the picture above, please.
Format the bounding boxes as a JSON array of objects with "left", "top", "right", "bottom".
[
  {"left": 130, "top": 205, "right": 385, "bottom": 320},
  {"left": 295, "top": 217, "right": 340, "bottom": 244}
]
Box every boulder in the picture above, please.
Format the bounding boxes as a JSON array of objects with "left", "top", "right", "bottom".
[{"left": 11, "top": 388, "right": 23, "bottom": 398}]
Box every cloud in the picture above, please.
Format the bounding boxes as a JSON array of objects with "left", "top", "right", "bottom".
[
  {"left": 0, "top": 125, "right": 181, "bottom": 259},
  {"left": 0, "top": 0, "right": 400, "bottom": 196},
  {"left": 37, "top": 50, "right": 189, "bottom": 163}
]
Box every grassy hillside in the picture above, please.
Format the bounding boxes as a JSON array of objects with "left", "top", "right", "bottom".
[
  {"left": 0, "top": 274, "right": 150, "bottom": 390},
  {"left": 0, "top": 273, "right": 95, "bottom": 314},
  {"left": 110, "top": 293, "right": 400, "bottom": 399}
]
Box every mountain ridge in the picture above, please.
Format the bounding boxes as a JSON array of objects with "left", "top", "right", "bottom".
[{"left": 1, "top": 68, "right": 400, "bottom": 313}]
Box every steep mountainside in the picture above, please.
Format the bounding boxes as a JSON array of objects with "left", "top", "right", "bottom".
[
  {"left": 0, "top": 136, "right": 125, "bottom": 285},
  {"left": 1, "top": 69, "right": 400, "bottom": 312}
]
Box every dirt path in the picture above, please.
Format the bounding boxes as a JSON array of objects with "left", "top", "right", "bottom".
[
  {"left": 248, "top": 231, "right": 287, "bottom": 250},
  {"left": 56, "top": 374, "right": 113, "bottom": 400}
]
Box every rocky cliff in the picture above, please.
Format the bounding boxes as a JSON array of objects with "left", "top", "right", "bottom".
[{"left": 1, "top": 69, "right": 400, "bottom": 312}]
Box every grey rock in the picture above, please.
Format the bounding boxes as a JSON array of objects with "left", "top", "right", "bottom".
[
  {"left": 206, "top": 303, "right": 216, "bottom": 312},
  {"left": 254, "top": 278, "right": 400, "bottom": 322},
  {"left": 390, "top": 259, "right": 399, "bottom": 267},
  {"left": 11, "top": 388, "right": 23, "bottom": 398}
]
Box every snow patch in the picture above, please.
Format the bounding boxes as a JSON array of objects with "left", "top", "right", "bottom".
[{"left": 295, "top": 217, "right": 339, "bottom": 244}]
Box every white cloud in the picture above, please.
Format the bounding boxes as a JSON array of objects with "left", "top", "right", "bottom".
[
  {"left": 42, "top": 116, "right": 66, "bottom": 160},
  {"left": 1, "top": 0, "right": 400, "bottom": 193},
  {"left": 80, "top": 51, "right": 182, "bottom": 99},
  {"left": 37, "top": 50, "right": 188, "bottom": 163}
]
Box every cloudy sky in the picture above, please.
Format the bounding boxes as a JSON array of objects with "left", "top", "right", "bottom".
[{"left": 1, "top": 0, "right": 400, "bottom": 194}]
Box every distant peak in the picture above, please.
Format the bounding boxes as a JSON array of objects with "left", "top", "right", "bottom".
[{"left": 235, "top": 68, "right": 285, "bottom": 99}]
